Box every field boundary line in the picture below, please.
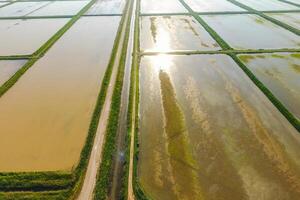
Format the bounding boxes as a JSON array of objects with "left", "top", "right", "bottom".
[{"left": 226, "top": 0, "right": 300, "bottom": 35}]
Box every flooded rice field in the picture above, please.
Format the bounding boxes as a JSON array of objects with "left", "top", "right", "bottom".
[
  {"left": 28, "top": 1, "right": 89, "bottom": 16},
  {"left": 0, "top": 2, "right": 7, "bottom": 7},
  {"left": 202, "top": 14, "right": 300, "bottom": 49},
  {"left": 185, "top": 0, "right": 245, "bottom": 12},
  {"left": 0, "top": 1, "right": 49, "bottom": 17},
  {"left": 267, "top": 13, "right": 300, "bottom": 30},
  {"left": 285, "top": 0, "right": 300, "bottom": 5},
  {"left": 0, "top": 18, "right": 68, "bottom": 56},
  {"left": 138, "top": 54, "right": 300, "bottom": 200},
  {"left": 237, "top": 0, "right": 299, "bottom": 11},
  {"left": 141, "top": 0, "right": 187, "bottom": 14},
  {"left": 239, "top": 53, "right": 300, "bottom": 120},
  {"left": 0, "top": 59, "right": 27, "bottom": 86},
  {"left": 0, "top": 16, "right": 120, "bottom": 172},
  {"left": 86, "top": 0, "right": 125, "bottom": 15},
  {"left": 140, "top": 16, "right": 220, "bottom": 52}
]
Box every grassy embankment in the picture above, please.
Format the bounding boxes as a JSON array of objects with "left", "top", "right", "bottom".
[
  {"left": 127, "top": 0, "right": 152, "bottom": 199},
  {"left": 93, "top": 0, "right": 134, "bottom": 199}
]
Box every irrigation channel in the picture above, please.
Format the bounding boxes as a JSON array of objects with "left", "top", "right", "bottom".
[{"left": 76, "top": 0, "right": 135, "bottom": 199}]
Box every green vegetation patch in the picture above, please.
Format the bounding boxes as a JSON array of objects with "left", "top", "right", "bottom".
[
  {"left": 159, "top": 70, "right": 203, "bottom": 199},
  {"left": 291, "top": 53, "right": 300, "bottom": 59}
]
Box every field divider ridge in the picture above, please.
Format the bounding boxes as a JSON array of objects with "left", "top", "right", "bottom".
[{"left": 226, "top": 0, "right": 300, "bottom": 35}]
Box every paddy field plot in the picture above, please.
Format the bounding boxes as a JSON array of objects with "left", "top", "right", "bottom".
[
  {"left": 0, "top": 2, "right": 8, "bottom": 7},
  {"left": 0, "top": 19, "right": 68, "bottom": 56},
  {"left": 138, "top": 54, "right": 300, "bottom": 200},
  {"left": 0, "top": 60, "right": 27, "bottom": 86},
  {"left": 236, "top": 0, "right": 299, "bottom": 11},
  {"left": 185, "top": 0, "right": 245, "bottom": 12},
  {"left": 0, "top": 1, "right": 49, "bottom": 17},
  {"left": 239, "top": 53, "right": 300, "bottom": 120},
  {"left": 202, "top": 14, "right": 300, "bottom": 49},
  {"left": 86, "top": 0, "right": 125, "bottom": 15},
  {"left": 140, "top": 16, "right": 220, "bottom": 52},
  {"left": 285, "top": 0, "right": 300, "bottom": 5},
  {"left": 267, "top": 13, "right": 300, "bottom": 30},
  {"left": 0, "top": 16, "right": 120, "bottom": 172},
  {"left": 28, "top": 0, "right": 89, "bottom": 16},
  {"left": 141, "top": 0, "right": 187, "bottom": 14}
]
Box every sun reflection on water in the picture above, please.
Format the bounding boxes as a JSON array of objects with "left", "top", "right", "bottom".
[
  {"left": 152, "top": 28, "right": 171, "bottom": 52},
  {"left": 150, "top": 54, "right": 173, "bottom": 74}
]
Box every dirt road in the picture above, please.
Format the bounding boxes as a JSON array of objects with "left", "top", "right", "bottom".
[{"left": 76, "top": 2, "right": 132, "bottom": 199}]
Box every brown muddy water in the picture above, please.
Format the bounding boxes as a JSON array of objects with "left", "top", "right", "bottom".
[
  {"left": 28, "top": 1, "right": 89, "bottom": 16},
  {"left": 0, "top": 19, "right": 68, "bottom": 56},
  {"left": 139, "top": 54, "right": 300, "bottom": 200},
  {"left": 0, "top": 59, "right": 27, "bottom": 86},
  {"left": 140, "top": 16, "right": 220, "bottom": 52},
  {"left": 237, "top": 0, "right": 298, "bottom": 11},
  {"left": 0, "top": 16, "right": 120, "bottom": 172},
  {"left": 267, "top": 13, "right": 300, "bottom": 30},
  {"left": 86, "top": 0, "right": 125, "bottom": 15},
  {"left": 239, "top": 53, "right": 300, "bottom": 120},
  {"left": 202, "top": 14, "right": 300, "bottom": 50},
  {"left": 140, "top": 0, "right": 187, "bottom": 14},
  {"left": 0, "top": 2, "right": 49, "bottom": 17},
  {"left": 185, "top": 0, "right": 245, "bottom": 12}
]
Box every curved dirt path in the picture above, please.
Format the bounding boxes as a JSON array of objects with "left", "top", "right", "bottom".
[{"left": 76, "top": 2, "right": 132, "bottom": 199}]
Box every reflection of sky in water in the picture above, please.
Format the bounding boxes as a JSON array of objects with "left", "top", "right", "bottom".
[
  {"left": 203, "top": 14, "right": 300, "bottom": 49},
  {"left": 141, "top": 16, "right": 220, "bottom": 51},
  {"left": 141, "top": 0, "right": 187, "bottom": 14},
  {"left": 238, "top": 0, "right": 298, "bottom": 11},
  {"left": 185, "top": 0, "right": 244, "bottom": 12}
]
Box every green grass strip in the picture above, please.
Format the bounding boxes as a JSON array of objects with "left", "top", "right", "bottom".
[
  {"left": 0, "top": 190, "right": 70, "bottom": 200},
  {"left": 141, "top": 48, "right": 300, "bottom": 56},
  {"left": 93, "top": 0, "right": 133, "bottom": 199},
  {"left": 226, "top": 0, "right": 300, "bottom": 35},
  {"left": 130, "top": 0, "right": 151, "bottom": 199},
  {"left": 0, "top": 172, "right": 72, "bottom": 192},
  {"left": 0, "top": 15, "right": 74, "bottom": 20},
  {"left": 262, "top": 10, "right": 300, "bottom": 13},
  {"left": 0, "top": 55, "right": 33, "bottom": 60}
]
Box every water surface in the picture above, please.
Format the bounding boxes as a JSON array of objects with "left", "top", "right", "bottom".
[
  {"left": 0, "top": 19, "right": 68, "bottom": 56},
  {"left": 185, "top": 0, "right": 245, "bottom": 12},
  {"left": 139, "top": 54, "right": 300, "bottom": 200},
  {"left": 0, "top": 59, "right": 27, "bottom": 86},
  {"left": 239, "top": 53, "right": 300, "bottom": 120},
  {"left": 86, "top": 0, "right": 125, "bottom": 14},
  {"left": 0, "top": 2, "right": 49, "bottom": 17},
  {"left": 237, "top": 0, "right": 298, "bottom": 11},
  {"left": 29, "top": 1, "right": 89, "bottom": 16},
  {"left": 141, "top": 0, "right": 187, "bottom": 14},
  {"left": 140, "top": 16, "right": 220, "bottom": 52},
  {"left": 0, "top": 16, "right": 120, "bottom": 172},
  {"left": 267, "top": 13, "right": 300, "bottom": 30},
  {"left": 202, "top": 14, "right": 300, "bottom": 49}
]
